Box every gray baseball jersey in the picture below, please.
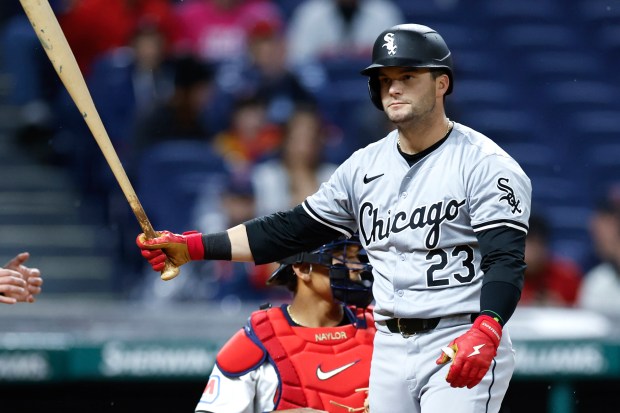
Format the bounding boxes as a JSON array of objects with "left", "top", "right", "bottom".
[{"left": 303, "top": 122, "right": 531, "bottom": 322}]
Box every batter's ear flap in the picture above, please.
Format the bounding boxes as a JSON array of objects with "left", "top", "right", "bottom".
[{"left": 368, "top": 77, "right": 384, "bottom": 111}]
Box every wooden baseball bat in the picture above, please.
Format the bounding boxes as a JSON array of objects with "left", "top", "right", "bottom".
[{"left": 19, "top": 0, "right": 180, "bottom": 281}]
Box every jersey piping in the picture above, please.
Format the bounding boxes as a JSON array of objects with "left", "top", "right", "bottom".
[
  {"left": 473, "top": 219, "right": 528, "bottom": 233},
  {"left": 302, "top": 200, "right": 353, "bottom": 237}
]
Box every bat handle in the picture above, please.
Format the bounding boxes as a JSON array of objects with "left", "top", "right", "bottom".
[
  {"left": 137, "top": 209, "right": 181, "bottom": 281},
  {"left": 160, "top": 261, "right": 181, "bottom": 281}
]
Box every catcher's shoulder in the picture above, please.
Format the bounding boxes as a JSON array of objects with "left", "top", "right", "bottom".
[{"left": 215, "top": 327, "right": 267, "bottom": 377}]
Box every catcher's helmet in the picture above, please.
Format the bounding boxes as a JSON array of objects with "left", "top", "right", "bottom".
[
  {"left": 360, "top": 24, "right": 454, "bottom": 110},
  {"left": 268, "top": 236, "right": 374, "bottom": 307}
]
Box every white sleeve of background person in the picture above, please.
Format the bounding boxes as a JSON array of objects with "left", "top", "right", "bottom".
[{"left": 195, "top": 362, "right": 278, "bottom": 413}]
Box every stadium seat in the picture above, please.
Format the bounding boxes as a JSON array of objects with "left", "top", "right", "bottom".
[
  {"left": 500, "top": 142, "right": 566, "bottom": 178},
  {"left": 477, "top": 0, "right": 565, "bottom": 24},
  {"left": 569, "top": 110, "right": 620, "bottom": 147},
  {"left": 455, "top": 109, "right": 540, "bottom": 146},
  {"left": 583, "top": 144, "right": 620, "bottom": 201},
  {"left": 578, "top": 0, "right": 620, "bottom": 27},
  {"left": 542, "top": 80, "right": 618, "bottom": 116},
  {"left": 136, "top": 140, "right": 231, "bottom": 233},
  {"left": 452, "top": 49, "right": 500, "bottom": 79},
  {"left": 497, "top": 24, "right": 582, "bottom": 52},
  {"left": 522, "top": 51, "right": 606, "bottom": 84},
  {"left": 449, "top": 79, "right": 517, "bottom": 111}
]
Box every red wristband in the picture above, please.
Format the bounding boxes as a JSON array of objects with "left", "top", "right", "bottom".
[
  {"left": 183, "top": 231, "right": 205, "bottom": 260},
  {"left": 473, "top": 315, "right": 502, "bottom": 346}
]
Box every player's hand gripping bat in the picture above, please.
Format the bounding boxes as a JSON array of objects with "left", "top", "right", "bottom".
[{"left": 18, "top": 0, "right": 180, "bottom": 281}]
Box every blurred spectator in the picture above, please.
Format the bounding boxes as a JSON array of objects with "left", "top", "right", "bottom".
[
  {"left": 211, "top": 95, "right": 282, "bottom": 172},
  {"left": 519, "top": 213, "right": 583, "bottom": 307},
  {"left": 131, "top": 54, "right": 216, "bottom": 160},
  {"left": 198, "top": 172, "right": 285, "bottom": 302},
  {"left": 578, "top": 185, "right": 620, "bottom": 314},
  {"left": 59, "top": 0, "right": 180, "bottom": 76},
  {"left": 215, "top": 18, "right": 317, "bottom": 125},
  {"left": 285, "top": 0, "right": 405, "bottom": 66},
  {"left": 173, "top": 0, "right": 283, "bottom": 64},
  {"left": 0, "top": 0, "right": 66, "bottom": 162},
  {"left": 89, "top": 20, "right": 176, "bottom": 166},
  {"left": 251, "top": 104, "right": 338, "bottom": 215}
]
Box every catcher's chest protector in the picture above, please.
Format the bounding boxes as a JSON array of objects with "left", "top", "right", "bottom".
[{"left": 250, "top": 307, "right": 375, "bottom": 412}]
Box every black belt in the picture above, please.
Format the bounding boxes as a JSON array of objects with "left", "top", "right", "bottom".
[{"left": 386, "top": 313, "right": 479, "bottom": 337}]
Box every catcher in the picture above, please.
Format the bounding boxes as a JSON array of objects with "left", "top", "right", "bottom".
[{"left": 192, "top": 236, "right": 374, "bottom": 413}]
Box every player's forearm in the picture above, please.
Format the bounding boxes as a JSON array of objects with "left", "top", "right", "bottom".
[
  {"left": 227, "top": 225, "right": 254, "bottom": 262},
  {"left": 199, "top": 225, "right": 253, "bottom": 262}
]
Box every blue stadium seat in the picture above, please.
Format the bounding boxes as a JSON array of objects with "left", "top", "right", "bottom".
[
  {"left": 497, "top": 24, "right": 581, "bottom": 52},
  {"left": 569, "top": 110, "right": 620, "bottom": 147},
  {"left": 477, "top": 0, "right": 565, "bottom": 24},
  {"left": 583, "top": 144, "right": 620, "bottom": 201},
  {"left": 392, "top": 1, "right": 461, "bottom": 22},
  {"left": 136, "top": 140, "right": 231, "bottom": 233},
  {"left": 500, "top": 142, "right": 565, "bottom": 178},
  {"left": 452, "top": 49, "right": 500, "bottom": 79},
  {"left": 455, "top": 109, "right": 540, "bottom": 145},
  {"left": 449, "top": 79, "right": 517, "bottom": 111},
  {"left": 578, "top": 0, "right": 620, "bottom": 27},
  {"left": 542, "top": 80, "right": 618, "bottom": 114},
  {"left": 522, "top": 51, "right": 606, "bottom": 83}
]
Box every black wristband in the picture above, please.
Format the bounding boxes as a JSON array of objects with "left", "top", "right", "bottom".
[{"left": 202, "top": 232, "right": 232, "bottom": 261}]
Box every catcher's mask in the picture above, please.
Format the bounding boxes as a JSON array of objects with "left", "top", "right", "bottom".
[
  {"left": 360, "top": 23, "right": 454, "bottom": 110},
  {"left": 268, "top": 236, "right": 374, "bottom": 307}
]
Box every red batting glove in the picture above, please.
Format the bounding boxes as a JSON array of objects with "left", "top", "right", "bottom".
[
  {"left": 435, "top": 315, "right": 502, "bottom": 388},
  {"left": 136, "top": 230, "right": 204, "bottom": 272}
]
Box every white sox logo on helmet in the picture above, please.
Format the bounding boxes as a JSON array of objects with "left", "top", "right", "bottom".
[{"left": 382, "top": 33, "right": 397, "bottom": 56}]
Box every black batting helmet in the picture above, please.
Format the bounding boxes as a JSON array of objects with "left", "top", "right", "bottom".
[
  {"left": 360, "top": 24, "right": 454, "bottom": 110},
  {"left": 268, "top": 236, "right": 374, "bottom": 307}
]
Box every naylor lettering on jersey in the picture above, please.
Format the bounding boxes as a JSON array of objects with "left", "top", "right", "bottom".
[
  {"left": 359, "top": 199, "right": 466, "bottom": 249},
  {"left": 315, "top": 331, "right": 348, "bottom": 342}
]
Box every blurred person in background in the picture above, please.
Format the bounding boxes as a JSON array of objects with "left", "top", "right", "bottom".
[
  {"left": 188, "top": 172, "right": 288, "bottom": 304},
  {"left": 211, "top": 94, "right": 282, "bottom": 173},
  {"left": 519, "top": 213, "right": 582, "bottom": 307},
  {"left": 194, "top": 236, "right": 374, "bottom": 413},
  {"left": 286, "top": 0, "right": 404, "bottom": 66},
  {"left": 578, "top": 184, "right": 620, "bottom": 314},
  {"left": 89, "top": 19, "right": 176, "bottom": 153},
  {"left": 251, "top": 104, "right": 338, "bottom": 216},
  {"left": 173, "top": 0, "right": 283, "bottom": 65},
  {"left": 59, "top": 0, "right": 180, "bottom": 76},
  {"left": 0, "top": 0, "right": 66, "bottom": 162},
  {"left": 130, "top": 54, "right": 216, "bottom": 160},
  {"left": 0, "top": 252, "right": 43, "bottom": 305},
  {"left": 214, "top": 18, "right": 317, "bottom": 127}
]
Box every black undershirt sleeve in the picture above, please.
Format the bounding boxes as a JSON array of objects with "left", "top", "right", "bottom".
[
  {"left": 476, "top": 226, "right": 527, "bottom": 326},
  {"left": 244, "top": 205, "right": 344, "bottom": 264}
]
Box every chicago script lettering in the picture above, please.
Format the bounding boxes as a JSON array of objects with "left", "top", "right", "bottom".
[{"left": 360, "top": 199, "right": 466, "bottom": 248}]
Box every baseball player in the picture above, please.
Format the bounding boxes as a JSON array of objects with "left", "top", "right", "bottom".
[
  {"left": 137, "top": 23, "right": 531, "bottom": 413},
  {"left": 194, "top": 236, "right": 375, "bottom": 413}
]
